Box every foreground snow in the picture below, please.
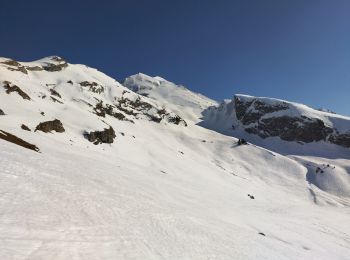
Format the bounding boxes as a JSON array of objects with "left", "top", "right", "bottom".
[{"left": 1, "top": 121, "right": 349, "bottom": 259}]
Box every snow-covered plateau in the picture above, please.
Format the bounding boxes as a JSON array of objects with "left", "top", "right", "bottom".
[{"left": 0, "top": 56, "right": 349, "bottom": 260}]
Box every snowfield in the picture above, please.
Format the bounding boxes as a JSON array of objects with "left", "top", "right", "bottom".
[{"left": 0, "top": 57, "right": 349, "bottom": 259}]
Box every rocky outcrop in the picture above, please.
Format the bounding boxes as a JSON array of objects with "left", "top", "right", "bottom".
[
  {"left": 84, "top": 126, "right": 116, "bottom": 144},
  {"left": 0, "top": 59, "right": 28, "bottom": 74},
  {"left": 329, "top": 133, "right": 350, "bottom": 148},
  {"left": 79, "top": 81, "right": 104, "bottom": 94},
  {"left": 0, "top": 129, "right": 39, "bottom": 152},
  {"left": 0, "top": 109, "right": 5, "bottom": 115},
  {"left": 166, "top": 114, "right": 188, "bottom": 126},
  {"left": 50, "top": 89, "right": 61, "bottom": 98},
  {"left": 93, "top": 101, "right": 134, "bottom": 123},
  {"left": 2, "top": 81, "right": 31, "bottom": 100},
  {"left": 26, "top": 66, "right": 43, "bottom": 71},
  {"left": 244, "top": 116, "right": 333, "bottom": 143},
  {"left": 35, "top": 119, "right": 65, "bottom": 133},
  {"left": 42, "top": 56, "right": 68, "bottom": 72},
  {"left": 234, "top": 96, "right": 288, "bottom": 125},
  {"left": 231, "top": 95, "right": 350, "bottom": 148},
  {"left": 115, "top": 95, "right": 187, "bottom": 126}
]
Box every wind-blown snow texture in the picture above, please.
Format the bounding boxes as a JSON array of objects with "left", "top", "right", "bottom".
[{"left": 0, "top": 57, "right": 349, "bottom": 260}]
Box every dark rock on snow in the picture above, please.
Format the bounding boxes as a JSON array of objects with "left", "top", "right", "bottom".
[
  {"left": 2, "top": 81, "right": 31, "bottom": 100},
  {"left": 50, "top": 89, "right": 62, "bottom": 98},
  {"left": 84, "top": 126, "right": 116, "bottom": 144},
  {"left": 1, "top": 59, "right": 28, "bottom": 74},
  {"left": 42, "top": 56, "right": 68, "bottom": 72},
  {"left": 0, "top": 129, "right": 39, "bottom": 152},
  {"left": 35, "top": 119, "right": 65, "bottom": 133},
  {"left": 0, "top": 109, "right": 5, "bottom": 115},
  {"left": 21, "top": 124, "right": 31, "bottom": 131},
  {"left": 79, "top": 81, "right": 104, "bottom": 94}
]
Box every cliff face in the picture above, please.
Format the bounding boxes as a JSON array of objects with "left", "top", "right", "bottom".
[
  {"left": 203, "top": 94, "right": 350, "bottom": 148},
  {"left": 233, "top": 95, "right": 350, "bottom": 147}
]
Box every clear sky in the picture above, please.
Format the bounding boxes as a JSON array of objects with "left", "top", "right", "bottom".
[{"left": 1, "top": 0, "right": 349, "bottom": 115}]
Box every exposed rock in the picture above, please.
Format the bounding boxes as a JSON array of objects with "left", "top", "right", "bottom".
[
  {"left": 248, "top": 194, "right": 255, "bottom": 199},
  {"left": 115, "top": 96, "right": 186, "bottom": 126},
  {"left": 21, "top": 124, "right": 31, "bottom": 131},
  {"left": 234, "top": 96, "right": 288, "bottom": 125},
  {"left": 79, "top": 81, "right": 104, "bottom": 94},
  {"left": 93, "top": 101, "right": 134, "bottom": 123},
  {"left": 233, "top": 95, "right": 341, "bottom": 145},
  {"left": 245, "top": 116, "right": 333, "bottom": 143},
  {"left": 67, "top": 80, "right": 73, "bottom": 84},
  {"left": 26, "top": 66, "right": 43, "bottom": 71},
  {"left": 7, "top": 66, "right": 28, "bottom": 74},
  {"left": 0, "top": 129, "right": 39, "bottom": 152},
  {"left": 2, "top": 81, "right": 31, "bottom": 100},
  {"left": 1, "top": 59, "right": 28, "bottom": 74},
  {"left": 0, "top": 109, "right": 5, "bottom": 115},
  {"left": 166, "top": 114, "right": 187, "bottom": 126},
  {"left": 237, "top": 138, "right": 248, "bottom": 145},
  {"left": 50, "top": 96, "right": 63, "bottom": 104},
  {"left": 329, "top": 133, "right": 350, "bottom": 148},
  {"left": 35, "top": 119, "right": 65, "bottom": 133},
  {"left": 50, "top": 89, "right": 62, "bottom": 98},
  {"left": 84, "top": 126, "right": 116, "bottom": 144},
  {"left": 1, "top": 59, "right": 21, "bottom": 67},
  {"left": 51, "top": 56, "right": 65, "bottom": 62},
  {"left": 43, "top": 62, "right": 68, "bottom": 72},
  {"left": 42, "top": 57, "right": 68, "bottom": 72}
]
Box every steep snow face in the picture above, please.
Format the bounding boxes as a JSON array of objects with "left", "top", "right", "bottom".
[
  {"left": 123, "top": 73, "right": 218, "bottom": 123},
  {"left": 0, "top": 58, "right": 350, "bottom": 259},
  {"left": 202, "top": 94, "right": 350, "bottom": 152}
]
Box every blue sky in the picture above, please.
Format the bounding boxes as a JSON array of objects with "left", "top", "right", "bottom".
[{"left": 1, "top": 0, "right": 349, "bottom": 115}]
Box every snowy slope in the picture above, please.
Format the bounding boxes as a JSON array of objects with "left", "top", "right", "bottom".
[
  {"left": 0, "top": 57, "right": 350, "bottom": 259},
  {"left": 123, "top": 73, "right": 218, "bottom": 123}
]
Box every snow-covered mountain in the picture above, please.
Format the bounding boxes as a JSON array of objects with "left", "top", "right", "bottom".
[
  {"left": 201, "top": 94, "right": 350, "bottom": 155},
  {"left": 123, "top": 73, "right": 218, "bottom": 122},
  {"left": 0, "top": 56, "right": 349, "bottom": 260}
]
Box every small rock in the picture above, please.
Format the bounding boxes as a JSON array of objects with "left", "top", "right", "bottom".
[
  {"left": 21, "top": 124, "right": 31, "bottom": 131},
  {"left": 50, "top": 89, "right": 62, "bottom": 98},
  {"left": 238, "top": 138, "right": 248, "bottom": 145},
  {"left": 248, "top": 194, "right": 255, "bottom": 199},
  {"left": 0, "top": 109, "right": 5, "bottom": 115}
]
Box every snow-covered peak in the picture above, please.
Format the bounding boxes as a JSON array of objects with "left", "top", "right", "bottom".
[{"left": 124, "top": 73, "right": 218, "bottom": 123}]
